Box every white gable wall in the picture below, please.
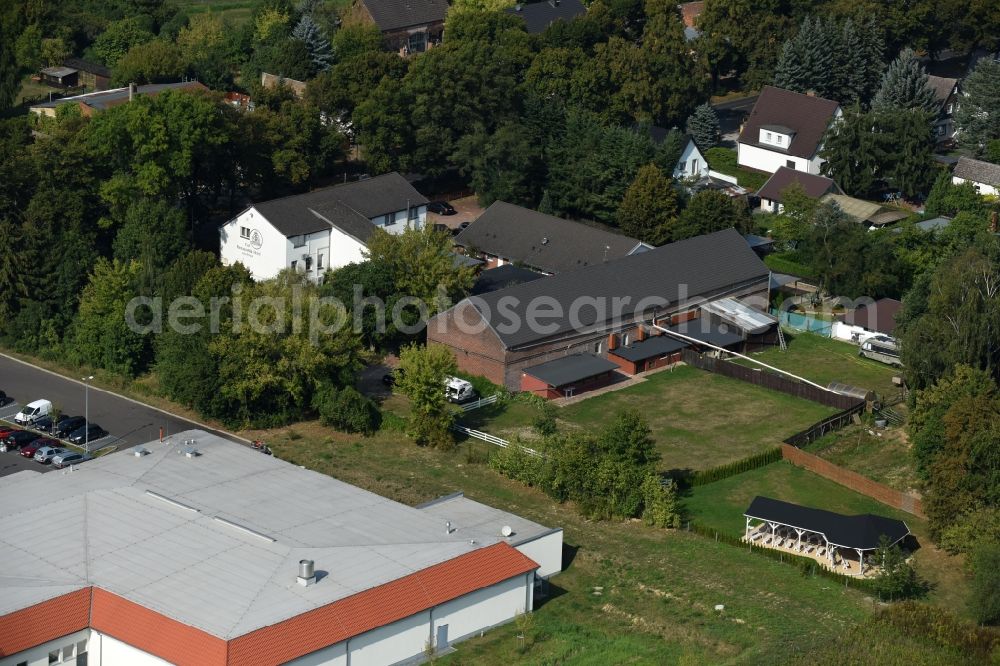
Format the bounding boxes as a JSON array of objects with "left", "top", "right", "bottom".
[
  {"left": 953, "top": 175, "right": 999, "bottom": 197},
  {"left": 219, "top": 207, "right": 289, "bottom": 281},
  {"left": 674, "top": 141, "right": 710, "bottom": 179},
  {"left": 370, "top": 204, "right": 427, "bottom": 235}
]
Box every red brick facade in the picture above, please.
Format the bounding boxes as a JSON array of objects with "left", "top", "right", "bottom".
[
  {"left": 520, "top": 368, "right": 618, "bottom": 399},
  {"left": 427, "top": 282, "right": 771, "bottom": 390}
]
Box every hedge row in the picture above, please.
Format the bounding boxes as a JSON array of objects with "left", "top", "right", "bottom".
[
  {"left": 688, "top": 447, "right": 783, "bottom": 487},
  {"left": 685, "top": 521, "right": 879, "bottom": 593}
]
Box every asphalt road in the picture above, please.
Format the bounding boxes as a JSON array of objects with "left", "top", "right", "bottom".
[{"left": 0, "top": 354, "right": 245, "bottom": 477}]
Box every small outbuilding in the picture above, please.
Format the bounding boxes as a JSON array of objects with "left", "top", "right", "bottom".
[
  {"left": 608, "top": 327, "right": 686, "bottom": 375},
  {"left": 521, "top": 353, "right": 620, "bottom": 399},
  {"left": 39, "top": 65, "right": 78, "bottom": 87}
]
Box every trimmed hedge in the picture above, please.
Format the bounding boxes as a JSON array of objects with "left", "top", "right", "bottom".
[
  {"left": 687, "top": 447, "right": 783, "bottom": 487},
  {"left": 764, "top": 252, "right": 818, "bottom": 279}
]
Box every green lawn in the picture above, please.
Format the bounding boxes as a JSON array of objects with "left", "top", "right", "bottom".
[
  {"left": 740, "top": 332, "right": 902, "bottom": 398},
  {"left": 176, "top": 0, "right": 256, "bottom": 24},
  {"left": 559, "top": 365, "right": 835, "bottom": 472},
  {"left": 705, "top": 147, "right": 769, "bottom": 191},
  {"left": 685, "top": 461, "right": 971, "bottom": 619},
  {"left": 241, "top": 421, "right": 977, "bottom": 664}
]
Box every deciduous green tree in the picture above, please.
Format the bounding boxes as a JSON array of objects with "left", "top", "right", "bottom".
[
  {"left": 677, "top": 189, "right": 751, "bottom": 239},
  {"left": 93, "top": 17, "right": 155, "bottom": 67},
  {"left": 397, "top": 343, "right": 457, "bottom": 448},
  {"left": 969, "top": 542, "right": 1000, "bottom": 624}
]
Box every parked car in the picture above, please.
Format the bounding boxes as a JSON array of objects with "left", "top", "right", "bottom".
[
  {"left": 458, "top": 221, "right": 471, "bottom": 232},
  {"left": 33, "top": 415, "right": 53, "bottom": 432},
  {"left": 34, "top": 445, "right": 67, "bottom": 464},
  {"left": 67, "top": 423, "right": 108, "bottom": 445},
  {"left": 0, "top": 390, "right": 11, "bottom": 406},
  {"left": 1, "top": 429, "right": 42, "bottom": 452},
  {"left": 445, "top": 376, "right": 478, "bottom": 404},
  {"left": 53, "top": 415, "right": 86, "bottom": 438},
  {"left": 52, "top": 451, "right": 92, "bottom": 469},
  {"left": 0, "top": 426, "right": 20, "bottom": 441},
  {"left": 382, "top": 368, "right": 405, "bottom": 387},
  {"left": 14, "top": 399, "right": 52, "bottom": 426},
  {"left": 20, "top": 438, "right": 59, "bottom": 458},
  {"left": 428, "top": 201, "right": 457, "bottom": 215}
]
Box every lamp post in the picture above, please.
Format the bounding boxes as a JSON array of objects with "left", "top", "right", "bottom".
[{"left": 82, "top": 375, "right": 94, "bottom": 452}]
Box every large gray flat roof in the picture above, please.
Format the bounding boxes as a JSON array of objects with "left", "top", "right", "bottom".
[{"left": 0, "top": 430, "right": 546, "bottom": 638}]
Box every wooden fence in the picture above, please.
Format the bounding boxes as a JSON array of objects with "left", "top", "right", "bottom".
[
  {"left": 680, "top": 349, "right": 863, "bottom": 410},
  {"left": 781, "top": 444, "right": 924, "bottom": 518},
  {"left": 783, "top": 405, "right": 865, "bottom": 447}
]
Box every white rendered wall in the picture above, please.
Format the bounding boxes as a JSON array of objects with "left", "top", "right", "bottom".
[
  {"left": 348, "top": 609, "right": 431, "bottom": 666},
  {"left": 219, "top": 207, "right": 290, "bottom": 280},
  {"left": 674, "top": 142, "right": 709, "bottom": 179},
  {"left": 953, "top": 176, "right": 999, "bottom": 196},
  {"left": 324, "top": 226, "right": 368, "bottom": 272},
  {"left": 432, "top": 573, "right": 531, "bottom": 645},
  {"left": 0, "top": 630, "right": 89, "bottom": 666},
  {"left": 370, "top": 205, "right": 427, "bottom": 235},
  {"left": 737, "top": 143, "right": 819, "bottom": 175},
  {"left": 89, "top": 632, "right": 172, "bottom": 666},
  {"left": 514, "top": 530, "right": 564, "bottom": 579},
  {"left": 285, "top": 640, "right": 348, "bottom": 666}
]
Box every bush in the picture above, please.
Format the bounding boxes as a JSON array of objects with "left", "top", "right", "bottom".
[
  {"left": 379, "top": 411, "right": 407, "bottom": 432},
  {"left": 533, "top": 401, "right": 558, "bottom": 437},
  {"left": 877, "top": 601, "right": 1000, "bottom": 659},
  {"left": 969, "top": 542, "right": 1000, "bottom": 625},
  {"left": 871, "top": 537, "right": 928, "bottom": 601},
  {"left": 642, "top": 474, "right": 682, "bottom": 528},
  {"left": 489, "top": 442, "right": 549, "bottom": 488},
  {"left": 315, "top": 386, "right": 381, "bottom": 435},
  {"left": 764, "top": 252, "right": 819, "bottom": 279}
]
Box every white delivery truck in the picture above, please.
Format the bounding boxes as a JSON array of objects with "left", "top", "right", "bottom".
[
  {"left": 444, "top": 377, "right": 478, "bottom": 404},
  {"left": 15, "top": 399, "right": 53, "bottom": 426}
]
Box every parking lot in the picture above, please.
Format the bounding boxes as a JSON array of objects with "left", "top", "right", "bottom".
[{"left": 0, "top": 353, "right": 245, "bottom": 477}]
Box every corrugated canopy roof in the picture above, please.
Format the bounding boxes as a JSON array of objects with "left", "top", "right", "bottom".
[{"left": 701, "top": 298, "right": 776, "bottom": 334}]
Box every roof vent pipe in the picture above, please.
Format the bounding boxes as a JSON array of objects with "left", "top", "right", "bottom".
[
  {"left": 446, "top": 520, "right": 452, "bottom": 534},
  {"left": 297, "top": 559, "right": 316, "bottom": 586}
]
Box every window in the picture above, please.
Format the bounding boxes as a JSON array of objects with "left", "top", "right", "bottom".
[
  {"left": 317, "top": 253, "right": 324, "bottom": 270},
  {"left": 775, "top": 135, "right": 783, "bottom": 145},
  {"left": 49, "top": 651, "right": 59, "bottom": 664},
  {"left": 623, "top": 333, "right": 631, "bottom": 346},
  {"left": 387, "top": 211, "right": 397, "bottom": 226},
  {"left": 765, "top": 131, "right": 772, "bottom": 142},
  {"left": 408, "top": 206, "right": 419, "bottom": 221},
  {"left": 304, "top": 256, "right": 313, "bottom": 271},
  {"left": 786, "top": 160, "right": 795, "bottom": 169},
  {"left": 690, "top": 159, "right": 699, "bottom": 174},
  {"left": 292, "top": 235, "right": 305, "bottom": 248},
  {"left": 240, "top": 226, "right": 251, "bottom": 239},
  {"left": 594, "top": 341, "right": 603, "bottom": 354},
  {"left": 408, "top": 31, "right": 427, "bottom": 53},
  {"left": 17, "top": 661, "right": 27, "bottom": 666},
  {"left": 62, "top": 644, "right": 75, "bottom": 659}
]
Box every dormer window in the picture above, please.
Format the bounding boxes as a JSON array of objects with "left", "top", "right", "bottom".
[{"left": 760, "top": 127, "right": 793, "bottom": 148}]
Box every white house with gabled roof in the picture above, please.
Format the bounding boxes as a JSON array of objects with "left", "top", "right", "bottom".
[{"left": 219, "top": 173, "right": 428, "bottom": 281}]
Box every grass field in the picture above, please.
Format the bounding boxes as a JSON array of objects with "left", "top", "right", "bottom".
[
  {"left": 461, "top": 365, "right": 836, "bottom": 473},
  {"left": 804, "top": 424, "right": 919, "bottom": 494},
  {"left": 739, "top": 332, "right": 902, "bottom": 397},
  {"left": 685, "top": 461, "right": 971, "bottom": 619},
  {"left": 242, "top": 421, "right": 977, "bottom": 664},
  {"left": 176, "top": 0, "right": 255, "bottom": 24}
]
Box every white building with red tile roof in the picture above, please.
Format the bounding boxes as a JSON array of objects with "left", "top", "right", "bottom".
[{"left": 0, "top": 431, "right": 561, "bottom": 665}]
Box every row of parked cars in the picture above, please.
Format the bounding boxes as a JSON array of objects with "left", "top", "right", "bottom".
[{"left": 0, "top": 395, "right": 109, "bottom": 469}]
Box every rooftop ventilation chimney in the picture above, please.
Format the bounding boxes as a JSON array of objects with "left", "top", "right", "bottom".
[
  {"left": 297, "top": 559, "right": 316, "bottom": 586},
  {"left": 445, "top": 520, "right": 452, "bottom": 534},
  {"left": 134, "top": 447, "right": 149, "bottom": 457},
  {"left": 183, "top": 446, "right": 200, "bottom": 458}
]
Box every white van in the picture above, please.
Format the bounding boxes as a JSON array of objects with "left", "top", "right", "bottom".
[
  {"left": 15, "top": 399, "right": 53, "bottom": 426},
  {"left": 444, "top": 377, "right": 478, "bottom": 404}
]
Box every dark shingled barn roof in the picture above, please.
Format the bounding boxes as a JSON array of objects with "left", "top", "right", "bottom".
[
  {"left": 838, "top": 298, "right": 902, "bottom": 336},
  {"left": 522, "top": 353, "right": 618, "bottom": 387},
  {"left": 953, "top": 156, "right": 1000, "bottom": 188},
  {"left": 454, "top": 201, "right": 646, "bottom": 274},
  {"left": 361, "top": 0, "right": 449, "bottom": 31},
  {"left": 251, "top": 173, "right": 427, "bottom": 240},
  {"left": 757, "top": 167, "right": 839, "bottom": 202},
  {"left": 507, "top": 0, "right": 587, "bottom": 33},
  {"left": 745, "top": 496, "right": 910, "bottom": 550},
  {"left": 609, "top": 335, "right": 686, "bottom": 362},
  {"left": 471, "top": 265, "right": 545, "bottom": 295},
  {"left": 465, "top": 228, "right": 769, "bottom": 349},
  {"left": 739, "top": 86, "right": 840, "bottom": 159}
]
